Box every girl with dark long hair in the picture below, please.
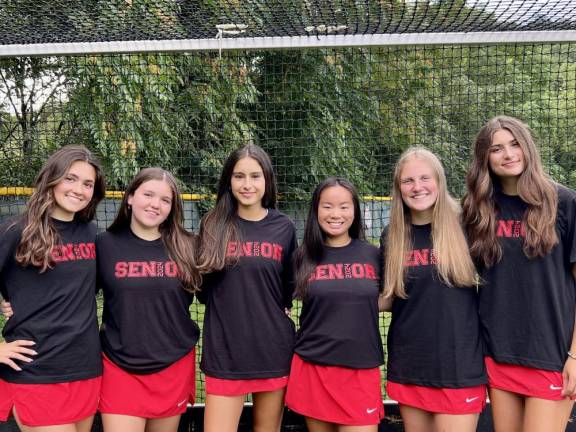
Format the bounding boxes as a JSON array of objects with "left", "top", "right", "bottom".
[
  {"left": 0, "top": 145, "right": 106, "bottom": 431},
  {"left": 383, "top": 147, "right": 485, "bottom": 432},
  {"left": 285, "top": 177, "right": 385, "bottom": 432},
  {"left": 197, "top": 144, "right": 297, "bottom": 432},
  {"left": 462, "top": 116, "right": 576, "bottom": 432},
  {"left": 97, "top": 168, "right": 201, "bottom": 432}
]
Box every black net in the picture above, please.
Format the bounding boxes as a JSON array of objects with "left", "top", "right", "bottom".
[
  {"left": 0, "top": 0, "right": 575, "bottom": 46},
  {"left": 1, "top": 44, "right": 575, "bottom": 400}
]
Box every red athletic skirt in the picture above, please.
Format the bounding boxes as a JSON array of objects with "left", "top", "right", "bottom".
[
  {"left": 285, "top": 354, "right": 384, "bottom": 426},
  {"left": 387, "top": 381, "right": 487, "bottom": 414},
  {"left": 205, "top": 375, "right": 288, "bottom": 396},
  {"left": 485, "top": 356, "right": 576, "bottom": 401},
  {"left": 0, "top": 376, "right": 101, "bottom": 427},
  {"left": 99, "top": 349, "right": 195, "bottom": 418}
]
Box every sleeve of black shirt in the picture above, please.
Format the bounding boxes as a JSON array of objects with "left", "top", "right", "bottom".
[
  {"left": 282, "top": 229, "right": 298, "bottom": 310},
  {"left": 0, "top": 220, "right": 21, "bottom": 301}
]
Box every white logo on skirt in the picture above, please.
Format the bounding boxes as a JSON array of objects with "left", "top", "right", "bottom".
[
  {"left": 366, "top": 408, "right": 378, "bottom": 414},
  {"left": 466, "top": 397, "right": 479, "bottom": 403},
  {"left": 177, "top": 399, "right": 187, "bottom": 407}
]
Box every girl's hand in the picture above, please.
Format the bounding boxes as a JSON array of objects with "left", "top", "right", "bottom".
[
  {"left": 1, "top": 301, "right": 13, "bottom": 319},
  {"left": 0, "top": 340, "right": 36, "bottom": 371},
  {"left": 562, "top": 355, "right": 576, "bottom": 398}
]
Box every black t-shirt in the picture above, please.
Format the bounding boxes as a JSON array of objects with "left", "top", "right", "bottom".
[
  {"left": 294, "top": 239, "right": 384, "bottom": 369},
  {"left": 385, "top": 224, "right": 486, "bottom": 388},
  {"left": 198, "top": 209, "right": 297, "bottom": 379},
  {"left": 479, "top": 185, "right": 576, "bottom": 372},
  {"left": 97, "top": 228, "right": 200, "bottom": 374},
  {"left": 0, "top": 218, "right": 102, "bottom": 384}
]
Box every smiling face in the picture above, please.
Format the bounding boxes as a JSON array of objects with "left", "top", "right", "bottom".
[
  {"left": 51, "top": 161, "right": 96, "bottom": 221},
  {"left": 317, "top": 185, "right": 355, "bottom": 247},
  {"left": 488, "top": 128, "right": 525, "bottom": 180},
  {"left": 127, "top": 179, "right": 173, "bottom": 236},
  {"left": 230, "top": 156, "right": 266, "bottom": 212},
  {"left": 399, "top": 157, "right": 438, "bottom": 225}
]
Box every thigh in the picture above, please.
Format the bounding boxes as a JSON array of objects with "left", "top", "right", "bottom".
[
  {"left": 75, "top": 416, "right": 95, "bottom": 432},
  {"left": 523, "top": 397, "right": 574, "bottom": 432},
  {"left": 145, "top": 415, "right": 181, "bottom": 432},
  {"left": 339, "top": 425, "right": 379, "bottom": 432},
  {"left": 204, "top": 394, "right": 245, "bottom": 432},
  {"left": 433, "top": 413, "right": 479, "bottom": 432},
  {"left": 13, "top": 407, "right": 77, "bottom": 432},
  {"left": 101, "top": 414, "right": 146, "bottom": 432},
  {"left": 488, "top": 387, "right": 524, "bottom": 432},
  {"left": 253, "top": 388, "right": 286, "bottom": 432},
  {"left": 305, "top": 417, "right": 337, "bottom": 432},
  {"left": 399, "top": 404, "right": 434, "bottom": 432}
]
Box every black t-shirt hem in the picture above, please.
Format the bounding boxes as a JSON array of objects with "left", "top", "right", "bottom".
[
  {"left": 201, "top": 367, "right": 291, "bottom": 380},
  {"left": 1, "top": 368, "right": 102, "bottom": 384},
  {"left": 489, "top": 353, "right": 563, "bottom": 373},
  {"left": 295, "top": 351, "right": 383, "bottom": 370},
  {"left": 102, "top": 343, "right": 197, "bottom": 375},
  {"left": 387, "top": 374, "right": 487, "bottom": 389}
]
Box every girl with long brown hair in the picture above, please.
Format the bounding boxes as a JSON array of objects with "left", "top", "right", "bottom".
[
  {"left": 0, "top": 145, "right": 106, "bottom": 432},
  {"left": 285, "top": 177, "right": 385, "bottom": 432},
  {"left": 462, "top": 116, "right": 576, "bottom": 432},
  {"left": 96, "top": 168, "right": 201, "bottom": 432},
  {"left": 384, "top": 147, "right": 486, "bottom": 432},
  {"left": 197, "top": 144, "right": 297, "bottom": 432}
]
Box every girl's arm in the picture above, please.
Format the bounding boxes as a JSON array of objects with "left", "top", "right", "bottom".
[{"left": 562, "top": 263, "right": 576, "bottom": 398}]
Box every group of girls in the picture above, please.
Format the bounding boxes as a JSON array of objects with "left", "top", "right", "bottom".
[{"left": 0, "top": 114, "right": 573, "bottom": 432}]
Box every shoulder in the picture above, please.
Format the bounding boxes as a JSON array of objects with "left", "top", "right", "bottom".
[
  {"left": 556, "top": 183, "right": 576, "bottom": 205},
  {"left": 0, "top": 217, "right": 23, "bottom": 245},
  {"left": 354, "top": 239, "right": 380, "bottom": 260},
  {"left": 96, "top": 228, "right": 123, "bottom": 247},
  {"left": 268, "top": 209, "right": 295, "bottom": 226},
  {"left": 556, "top": 183, "right": 576, "bottom": 230}
]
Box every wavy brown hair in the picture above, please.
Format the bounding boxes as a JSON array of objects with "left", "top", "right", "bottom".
[
  {"left": 108, "top": 168, "right": 201, "bottom": 292},
  {"left": 197, "top": 144, "right": 277, "bottom": 272},
  {"left": 462, "top": 116, "right": 558, "bottom": 268},
  {"left": 14, "top": 145, "right": 106, "bottom": 272},
  {"left": 383, "top": 147, "right": 476, "bottom": 299}
]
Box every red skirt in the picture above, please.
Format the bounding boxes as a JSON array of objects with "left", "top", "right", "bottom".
[
  {"left": 387, "top": 381, "right": 487, "bottom": 414},
  {"left": 205, "top": 375, "right": 288, "bottom": 396},
  {"left": 485, "top": 356, "right": 576, "bottom": 401},
  {"left": 99, "top": 349, "right": 196, "bottom": 418},
  {"left": 0, "top": 376, "right": 101, "bottom": 427},
  {"left": 285, "top": 354, "right": 384, "bottom": 426}
]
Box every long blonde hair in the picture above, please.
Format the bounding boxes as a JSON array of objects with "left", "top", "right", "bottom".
[{"left": 383, "top": 147, "right": 476, "bottom": 299}]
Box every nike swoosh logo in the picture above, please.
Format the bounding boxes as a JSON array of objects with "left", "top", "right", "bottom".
[
  {"left": 366, "top": 408, "right": 378, "bottom": 414},
  {"left": 177, "top": 399, "right": 187, "bottom": 407},
  {"left": 466, "top": 397, "right": 479, "bottom": 403},
  {"left": 550, "top": 385, "right": 562, "bottom": 391}
]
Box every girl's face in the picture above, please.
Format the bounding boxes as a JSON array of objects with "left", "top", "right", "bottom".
[
  {"left": 127, "top": 179, "right": 173, "bottom": 234},
  {"left": 488, "top": 129, "right": 525, "bottom": 179},
  {"left": 51, "top": 161, "right": 96, "bottom": 221},
  {"left": 399, "top": 158, "right": 438, "bottom": 224},
  {"left": 317, "top": 185, "right": 355, "bottom": 247},
  {"left": 231, "top": 157, "right": 266, "bottom": 211}
]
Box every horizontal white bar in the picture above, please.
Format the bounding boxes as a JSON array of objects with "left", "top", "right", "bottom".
[{"left": 1, "top": 31, "right": 576, "bottom": 57}]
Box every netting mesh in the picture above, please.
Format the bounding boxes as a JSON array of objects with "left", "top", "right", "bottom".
[
  {"left": 1, "top": 43, "right": 575, "bottom": 400},
  {"left": 1, "top": 0, "right": 576, "bottom": 47}
]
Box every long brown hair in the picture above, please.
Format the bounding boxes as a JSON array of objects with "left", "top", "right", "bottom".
[
  {"left": 198, "top": 144, "right": 277, "bottom": 272},
  {"left": 108, "top": 168, "right": 201, "bottom": 292},
  {"left": 383, "top": 147, "right": 476, "bottom": 299},
  {"left": 462, "top": 116, "right": 558, "bottom": 268},
  {"left": 15, "top": 145, "right": 106, "bottom": 272}
]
